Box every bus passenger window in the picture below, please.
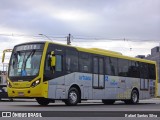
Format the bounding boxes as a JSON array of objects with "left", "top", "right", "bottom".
[
  {"left": 148, "top": 64, "right": 156, "bottom": 80},
  {"left": 79, "top": 52, "right": 91, "bottom": 73},
  {"left": 66, "top": 57, "right": 71, "bottom": 72},
  {"left": 66, "top": 50, "right": 78, "bottom": 72},
  {"left": 105, "top": 57, "right": 118, "bottom": 76},
  {"left": 99, "top": 58, "right": 104, "bottom": 74},
  {"left": 118, "top": 59, "right": 128, "bottom": 77},
  {"left": 93, "top": 57, "right": 98, "bottom": 74},
  {"left": 139, "top": 63, "right": 148, "bottom": 79}
]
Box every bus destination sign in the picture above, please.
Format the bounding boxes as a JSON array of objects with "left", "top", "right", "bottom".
[{"left": 15, "top": 44, "right": 43, "bottom": 51}]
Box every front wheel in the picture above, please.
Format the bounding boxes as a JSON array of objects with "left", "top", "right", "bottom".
[
  {"left": 36, "top": 98, "right": 50, "bottom": 106},
  {"left": 64, "top": 87, "right": 80, "bottom": 106}
]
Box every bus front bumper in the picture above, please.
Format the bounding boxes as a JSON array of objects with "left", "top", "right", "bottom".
[{"left": 7, "top": 87, "right": 45, "bottom": 98}]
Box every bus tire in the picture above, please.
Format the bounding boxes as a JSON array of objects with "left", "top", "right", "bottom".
[
  {"left": 102, "top": 100, "right": 115, "bottom": 105},
  {"left": 65, "top": 87, "right": 80, "bottom": 106},
  {"left": 124, "top": 89, "right": 139, "bottom": 104},
  {"left": 36, "top": 98, "right": 50, "bottom": 106},
  {"left": 9, "top": 98, "right": 13, "bottom": 102}
]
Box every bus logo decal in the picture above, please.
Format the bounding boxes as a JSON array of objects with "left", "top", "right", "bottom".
[
  {"left": 105, "top": 75, "right": 109, "bottom": 81},
  {"left": 110, "top": 79, "right": 118, "bottom": 86},
  {"left": 79, "top": 76, "right": 91, "bottom": 81}
]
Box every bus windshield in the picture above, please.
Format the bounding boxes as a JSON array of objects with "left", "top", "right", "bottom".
[
  {"left": 8, "top": 44, "right": 44, "bottom": 79},
  {"left": 9, "top": 50, "right": 42, "bottom": 77}
]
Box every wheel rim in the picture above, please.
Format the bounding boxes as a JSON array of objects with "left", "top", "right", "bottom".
[
  {"left": 132, "top": 92, "right": 138, "bottom": 103},
  {"left": 69, "top": 91, "right": 77, "bottom": 104}
]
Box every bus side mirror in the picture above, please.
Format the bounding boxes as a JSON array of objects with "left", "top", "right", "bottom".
[
  {"left": 50, "top": 51, "right": 56, "bottom": 67},
  {"left": 2, "top": 49, "right": 12, "bottom": 63}
]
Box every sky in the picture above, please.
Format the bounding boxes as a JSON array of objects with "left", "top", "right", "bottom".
[{"left": 0, "top": 0, "right": 160, "bottom": 70}]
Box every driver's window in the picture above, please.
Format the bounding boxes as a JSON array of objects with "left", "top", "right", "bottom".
[
  {"left": 45, "top": 52, "right": 62, "bottom": 72},
  {"left": 55, "top": 55, "right": 62, "bottom": 72}
]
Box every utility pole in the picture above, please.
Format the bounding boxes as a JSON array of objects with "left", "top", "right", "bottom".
[{"left": 67, "top": 34, "right": 71, "bottom": 45}]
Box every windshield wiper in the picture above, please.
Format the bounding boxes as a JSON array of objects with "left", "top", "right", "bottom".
[
  {"left": 24, "top": 50, "right": 35, "bottom": 69},
  {"left": 21, "top": 50, "right": 36, "bottom": 76},
  {"left": 12, "top": 51, "right": 19, "bottom": 67}
]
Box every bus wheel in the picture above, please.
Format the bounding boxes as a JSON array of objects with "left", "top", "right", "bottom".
[
  {"left": 36, "top": 98, "right": 50, "bottom": 106},
  {"left": 65, "top": 87, "right": 80, "bottom": 106},
  {"left": 125, "top": 90, "right": 139, "bottom": 104},
  {"left": 102, "top": 100, "right": 115, "bottom": 105},
  {"left": 131, "top": 90, "right": 139, "bottom": 104},
  {"left": 9, "top": 98, "right": 13, "bottom": 102}
]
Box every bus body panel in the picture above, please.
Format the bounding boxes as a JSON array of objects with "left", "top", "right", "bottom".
[
  {"left": 6, "top": 41, "right": 157, "bottom": 104},
  {"left": 46, "top": 72, "right": 155, "bottom": 100}
]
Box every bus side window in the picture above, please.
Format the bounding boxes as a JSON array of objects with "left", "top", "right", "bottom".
[
  {"left": 79, "top": 52, "right": 91, "bottom": 73},
  {"left": 99, "top": 58, "right": 104, "bottom": 74},
  {"left": 139, "top": 62, "right": 148, "bottom": 79},
  {"left": 105, "top": 57, "right": 111, "bottom": 75},
  {"left": 118, "top": 59, "right": 128, "bottom": 77},
  {"left": 93, "top": 57, "right": 98, "bottom": 74},
  {"left": 105, "top": 57, "right": 118, "bottom": 76},
  {"left": 66, "top": 57, "right": 71, "bottom": 72},
  {"left": 66, "top": 50, "right": 78, "bottom": 73},
  {"left": 148, "top": 64, "right": 156, "bottom": 80}
]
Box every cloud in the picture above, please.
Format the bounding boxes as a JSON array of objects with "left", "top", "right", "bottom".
[
  {"left": 0, "top": 0, "right": 159, "bottom": 38},
  {"left": 0, "top": 0, "right": 160, "bottom": 70}
]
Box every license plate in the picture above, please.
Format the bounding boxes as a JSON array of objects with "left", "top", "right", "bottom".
[{"left": 18, "top": 92, "right": 24, "bottom": 96}]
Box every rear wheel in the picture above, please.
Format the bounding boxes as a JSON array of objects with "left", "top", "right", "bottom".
[
  {"left": 102, "top": 100, "right": 115, "bottom": 105},
  {"left": 124, "top": 90, "right": 139, "bottom": 104},
  {"left": 64, "top": 87, "right": 80, "bottom": 106},
  {"left": 36, "top": 98, "right": 50, "bottom": 106}
]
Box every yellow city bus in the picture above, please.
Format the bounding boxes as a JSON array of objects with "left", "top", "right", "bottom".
[{"left": 6, "top": 41, "right": 157, "bottom": 105}]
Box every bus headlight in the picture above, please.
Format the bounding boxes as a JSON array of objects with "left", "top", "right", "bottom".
[
  {"left": 31, "top": 80, "right": 40, "bottom": 88},
  {"left": 7, "top": 81, "right": 12, "bottom": 88}
]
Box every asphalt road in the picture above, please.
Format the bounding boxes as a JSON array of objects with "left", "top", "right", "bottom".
[{"left": 0, "top": 98, "right": 160, "bottom": 120}]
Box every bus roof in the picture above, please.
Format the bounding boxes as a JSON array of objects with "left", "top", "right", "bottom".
[
  {"left": 15, "top": 41, "right": 156, "bottom": 64},
  {"left": 47, "top": 41, "right": 156, "bottom": 64}
]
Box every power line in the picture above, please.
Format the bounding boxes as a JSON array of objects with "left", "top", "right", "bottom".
[
  {"left": 0, "top": 33, "right": 159, "bottom": 43},
  {"left": 72, "top": 37, "right": 159, "bottom": 42},
  {"left": 0, "top": 33, "right": 66, "bottom": 39}
]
